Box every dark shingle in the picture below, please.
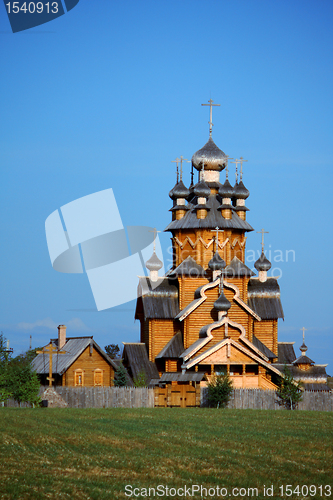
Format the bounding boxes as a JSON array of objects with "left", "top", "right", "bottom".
[{"left": 156, "top": 332, "right": 184, "bottom": 359}]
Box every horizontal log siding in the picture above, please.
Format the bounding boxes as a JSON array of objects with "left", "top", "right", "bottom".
[
  {"left": 174, "top": 230, "right": 247, "bottom": 268},
  {"left": 253, "top": 320, "right": 275, "bottom": 352},
  {"left": 151, "top": 320, "right": 178, "bottom": 362},
  {"left": 141, "top": 320, "right": 149, "bottom": 351},
  {"left": 66, "top": 347, "right": 113, "bottom": 387}
]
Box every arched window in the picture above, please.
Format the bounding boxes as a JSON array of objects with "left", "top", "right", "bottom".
[{"left": 94, "top": 369, "right": 103, "bottom": 386}]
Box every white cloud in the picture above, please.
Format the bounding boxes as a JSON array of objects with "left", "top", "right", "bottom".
[{"left": 16, "top": 317, "right": 91, "bottom": 332}]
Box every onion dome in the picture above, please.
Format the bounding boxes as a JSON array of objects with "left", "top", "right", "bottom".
[
  {"left": 300, "top": 342, "right": 308, "bottom": 354},
  {"left": 193, "top": 179, "right": 211, "bottom": 199},
  {"left": 208, "top": 252, "right": 226, "bottom": 271},
  {"left": 169, "top": 180, "right": 190, "bottom": 200},
  {"left": 233, "top": 180, "right": 249, "bottom": 200},
  {"left": 192, "top": 137, "right": 227, "bottom": 171},
  {"left": 145, "top": 251, "right": 163, "bottom": 271},
  {"left": 219, "top": 179, "right": 234, "bottom": 199},
  {"left": 214, "top": 290, "right": 231, "bottom": 311},
  {"left": 254, "top": 252, "right": 272, "bottom": 272}
]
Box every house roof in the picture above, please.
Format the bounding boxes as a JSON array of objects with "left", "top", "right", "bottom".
[
  {"left": 248, "top": 277, "right": 284, "bottom": 319},
  {"left": 135, "top": 277, "right": 179, "bottom": 320},
  {"left": 32, "top": 337, "right": 118, "bottom": 376},
  {"left": 155, "top": 332, "right": 184, "bottom": 359},
  {"left": 277, "top": 343, "right": 296, "bottom": 364},
  {"left": 122, "top": 343, "right": 160, "bottom": 384},
  {"left": 164, "top": 194, "right": 254, "bottom": 232}
]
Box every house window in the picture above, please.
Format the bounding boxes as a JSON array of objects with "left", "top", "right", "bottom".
[
  {"left": 94, "top": 369, "right": 103, "bottom": 386},
  {"left": 74, "top": 370, "right": 84, "bottom": 386}
]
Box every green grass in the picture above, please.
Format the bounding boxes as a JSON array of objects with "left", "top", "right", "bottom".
[{"left": 0, "top": 408, "right": 332, "bottom": 499}]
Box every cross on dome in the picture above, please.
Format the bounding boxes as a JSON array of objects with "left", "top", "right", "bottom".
[
  {"left": 211, "top": 226, "right": 223, "bottom": 252},
  {"left": 300, "top": 326, "right": 308, "bottom": 343},
  {"left": 239, "top": 157, "right": 248, "bottom": 181},
  {"left": 171, "top": 158, "right": 180, "bottom": 182},
  {"left": 179, "top": 155, "right": 189, "bottom": 181},
  {"left": 257, "top": 228, "right": 269, "bottom": 252},
  {"left": 230, "top": 159, "right": 241, "bottom": 183},
  {"left": 201, "top": 99, "right": 220, "bottom": 137},
  {"left": 149, "top": 228, "right": 161, "bottom": 252}
]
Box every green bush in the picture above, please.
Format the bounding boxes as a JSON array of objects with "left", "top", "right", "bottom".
[
  {"left": 277, "top": 366, "right": 303, "bottom": 410},
  {"left": 207, "top": 373, "right": 233, "bottom": 408}
]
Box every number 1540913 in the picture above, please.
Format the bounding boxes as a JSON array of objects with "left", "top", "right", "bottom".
[{"left": 5, "top": 2, "right": 59, "bottom": 14}]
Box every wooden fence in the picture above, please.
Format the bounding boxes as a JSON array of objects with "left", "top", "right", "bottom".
[
  {"left": 3, "top": 387, "right": 333, "bottom": 411},
  {"left": 202, "top": 388, "right": 333, "bottom": 411}
]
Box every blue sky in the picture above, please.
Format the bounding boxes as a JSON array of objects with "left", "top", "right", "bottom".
[{"left": 1, "top": 0, "right": 332, "bottom": 370}]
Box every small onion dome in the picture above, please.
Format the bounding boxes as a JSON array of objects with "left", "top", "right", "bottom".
[
  {"left": 208, "top": 251, "right": 226, "bottom": 271},
  {"left": 214, "top": 290, "right": 231, "bottom": 311},
  {"left": 145, "top": 251, "right": 163, "bottom": 271},
  {"left": 233, "top": 180, "right": 249, "bottom": 200},
  {"left": 192, "top": 137, "right": 227, "bottom": 171},
  {"left": 300, "top": 342, "right": 308, "bottom": 354},
  {"left": 254, "top": 252, "right": 272, "bottom": 272},
  {"left": 219, "top": 179, "right": 234, "bottom": 199},
  {"left": 193, "top": 179, "right": 211, "bottom": 198},
  {"left": 169, "top": 181, "right": 189, "bottom": 200}
]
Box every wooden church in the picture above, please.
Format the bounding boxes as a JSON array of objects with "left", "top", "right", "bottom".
[{"left": 131, "top": 101, "right": 329, "bottom": 401}]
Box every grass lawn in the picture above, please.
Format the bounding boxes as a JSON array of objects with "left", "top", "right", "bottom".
[{"left": 0, "top": 408, "right": 332, "bottom": 500}]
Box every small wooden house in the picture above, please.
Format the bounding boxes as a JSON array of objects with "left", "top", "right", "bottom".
[{"left": 32, "top": 325, "right": 118, "bottom": 387}]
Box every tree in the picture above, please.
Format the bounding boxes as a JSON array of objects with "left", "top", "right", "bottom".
[
  {"left": 0, "top": 333, "right": 41, "bottom": 406},
  {"left": 8, "top": 363, "right": 41, "bottom": 406},
  {"left": 207, "top": 373, "right": 233, "bottom": 408},
  {"left": 114, "top": 362, "right": 128, "bottom": 387},
  {"left": 277, "top": 366, "right": 303, "bottom": 410},
  {"left": 104, "top": 344, "right": 121, "bottom": 359},
  {"left": 133, "top": 369, "right": 147, "bottom": 387}
]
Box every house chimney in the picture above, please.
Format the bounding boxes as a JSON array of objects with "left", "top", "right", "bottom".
[{"left": 58, "top": 325, "right": 66, "bottom": 349}]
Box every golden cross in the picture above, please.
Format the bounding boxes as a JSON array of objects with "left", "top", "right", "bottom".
[
  {"left": 37, "top": 342, "right": 66, "bottom": 387},
  {"left": 239, "top": 157, "right": 248, "bottom": 181},
  {"left": 257, "top": 228, "right": 269, "bottom": 252},
  {"left": 149, "top": 228, "right": 161, "bottom": 252},
  {"left": 201, "top": 99, "right": 220, "bottom": 137},
  {"left": 300, "top": 327, "right": 307, "bottom": 343},
  {"left": 171, "top": 158, "right": 180, "bottom": 182}
]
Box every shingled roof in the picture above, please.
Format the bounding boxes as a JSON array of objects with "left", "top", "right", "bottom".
[
  {"left": 224, "top": 257, "right": 255, "bottom": 278},
  {"left": 164, "top": 194, "right": 253, "bottom": 232},
  {"left": 277, "top": 343, "right": 296, "bottom": 363},
  {"left": 247, "top": 277, "right": 284, "bottom": 320},
  {"left": 155, "top": 331, "right": 184, "bottom": 359},
  {"left": 252, "top": 335, "right": 277, "bottom": 359},
  {"left": 135, "top": 277, "right": 179, "bottom": 320},
  {"left": 170, "top": 256, "right": 205, "bottom": 277},
  {"left": 122, "top": 343, "right": 160, "bottom": 385}
]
